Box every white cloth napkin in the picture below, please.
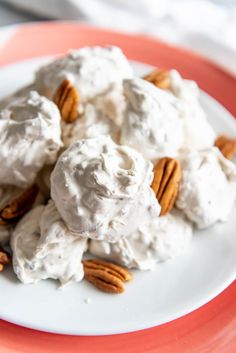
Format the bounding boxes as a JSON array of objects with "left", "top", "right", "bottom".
[{"left": 1, "top": 0, "right": 236, "bottom": 74}]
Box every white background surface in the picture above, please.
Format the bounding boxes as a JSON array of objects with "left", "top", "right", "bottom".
[
  {"left": 0, "top": 57, "right": 235, "bottom": 335},
  {"left": 0, "top": 0, "right": 235, "bottom": 73}
]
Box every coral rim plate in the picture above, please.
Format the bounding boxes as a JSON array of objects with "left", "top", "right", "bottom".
[{"left": 0, "top": 21, "right": 235, "bottom": 353}]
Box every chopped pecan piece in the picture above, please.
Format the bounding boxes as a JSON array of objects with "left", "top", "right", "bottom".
[
  {"left": 0, "top": 184, "right": 38, "bottom": 223},
  {"left": 0, "top": 249, "right": 10, "bottom": 272},
  {"left": 143, "top": 69, "right": 170, "bottom": 89},
  {"left": 215, "top": 135, "right": 236, "bottom": 160}
]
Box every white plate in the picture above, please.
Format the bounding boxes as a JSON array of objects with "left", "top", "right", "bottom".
[{"left": 0, "top": 57, "right": 236, "bottom": 336}]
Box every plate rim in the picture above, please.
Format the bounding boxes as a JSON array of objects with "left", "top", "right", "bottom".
[
  {"left": 0, "top": 54, "right": 235, "bottom": 336},
  {"left": 0, "top": 20, "right": 235, "bottom": 79},
  {"left": 0, "top": 21, "right": 236, "bottom": 353}
]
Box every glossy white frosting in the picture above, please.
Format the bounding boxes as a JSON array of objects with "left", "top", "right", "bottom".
[
  {"left": 51, "top": 136, "right": 160, "bottom": 242},
  {"left": 92, "top": 82, "right": 126, "bottom": 126},
  {"left": 0, "top": 84, "right": 35, "bottom": 111},
  {"left": 169, "top": 70, "right": 216, "bottom": 149},
  {"left": 11, "top": 201, "right": 88, "bottom": 286},
  {"left": 89, "top": 209, "right": 192, "bottom": 269},
  {"left": 0, "top": 91, "right": 62, "bottom": 187},
  {"left": 61, "top": 103, "right": 120, "bottom": 149},
  {"left": 120, "top": 78, "right": 185, "bottom": 160},
  {"left": 176, "top": 147, "right": 236, "bottom": 228},
  {"left": 35, "top": 46, "right": 133, "bottom": 103}
]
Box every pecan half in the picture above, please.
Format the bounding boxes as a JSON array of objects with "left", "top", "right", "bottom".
[
  {"left": 0, "top": 184, "right": 38, "bottom": 223},
  {"left": 215, "top": 135, "right": 236, "bottom": 160},
  {"left": 0, "top": 249, "right": 10, "bottom": 272},
  {"left": 143, "top": 69, "right": 170, "bottom": 89},
  {"left": 151, "top": 157, "right": 182, "bottom": 216},
  {"left": 83, "top": 259, "right": 132, "bottom": 294},
  {"left": 53, "top": 79, "right": 79, "bottom": 123}
]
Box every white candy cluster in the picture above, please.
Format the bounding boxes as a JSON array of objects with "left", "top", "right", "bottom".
[
  {"left": 51, "top": 135, "right": 160, "bottom": 242},
  {"left": 35, "top": 46, "right": 133, "bottom": 102},
  {"left": 0, "top": 45, "right": 234, "bottom": 287},
  {"left": 176, "top": 147, "right": 236, "bottom": 228},
  {"left": 0, "top": 91, "right": 62, "bottom": 187},
  {"left": 89, "top": 209, "right": 192, "bottom": 270},
  {"left": 120, "top": 78, "right": 185, "bottom": 160},
  {"left": 11, "top": 201, "right": 87, "bottom": 286}
]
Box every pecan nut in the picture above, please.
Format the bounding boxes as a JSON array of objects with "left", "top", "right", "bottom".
[
  {"left": 83, "top": 259, "right": 132, "bottom": 294},
  {"left": 151, "top": 157, "right": 182, "bottom": 216},
  {"left": 53, "top": 79, "right": 79, "bottom": 123},
  {"left": 143, "top": 69, "right": 170, "bottom": 89},
  {"left": 215, "top": 135, "right": 236, "bottom": 160},
  {"left": 0, "top": 249, "right": 10, "bottom": 272},
  {"left": 0, "top": 184, "right": 38, "bottom": 223}
]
